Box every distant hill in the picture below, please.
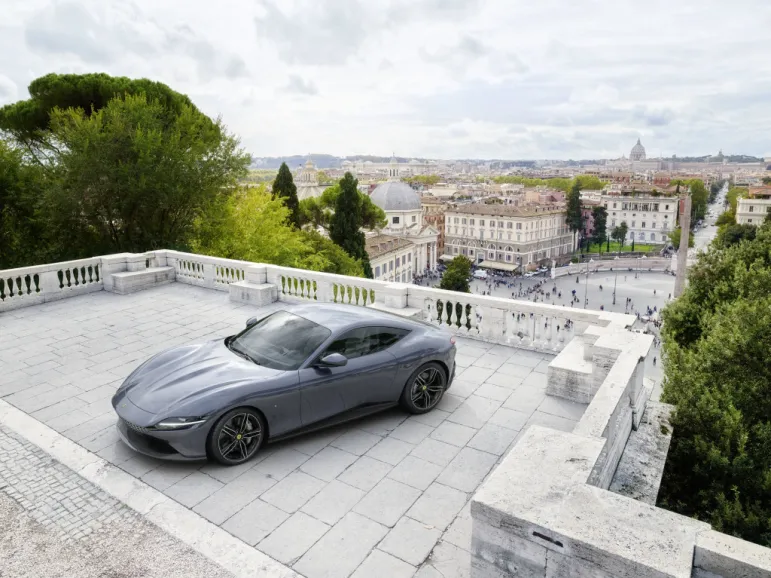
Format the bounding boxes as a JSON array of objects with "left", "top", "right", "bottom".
[{"left": 250, "top": 154, "right": 342, "bottom": 169}]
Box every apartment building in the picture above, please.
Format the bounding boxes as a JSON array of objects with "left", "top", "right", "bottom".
[
  {"left": 601, "top": 194, "right": 678, "bottom": 243},
  {"left": 736, "top": 186, "right": 771, "bottom": 225},
  {"left": 365, "top": 234, "right": 415, "bottom": 283},
  {"left": 443, "top": 204, "right": 575, "bottom": 271}
]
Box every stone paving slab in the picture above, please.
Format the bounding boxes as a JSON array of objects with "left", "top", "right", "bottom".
[{"left": 0, "top": 283, "right": 588, "bottom": 577}]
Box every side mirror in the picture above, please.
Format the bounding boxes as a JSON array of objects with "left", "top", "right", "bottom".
[
  {"left": 246, "top": 317, "right": 258, "bottom": 329},
  {"left": 316, "top": 353, "right": 348, "bottom": 368}
]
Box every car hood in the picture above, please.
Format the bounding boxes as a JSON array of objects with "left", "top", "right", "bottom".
[{"left": 124, "top": 339, "right": 283, "bottom": 414}]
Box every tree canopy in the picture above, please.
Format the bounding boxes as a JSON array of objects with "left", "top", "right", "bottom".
[
  {"left": 658, "top": 220, "right": 771, "bottom": 547},
  {"left": 43, "top": 92, "right": 249, "bottom": 256},
  {"left": 439, "top": 256, "right": 471, "bottom": 292},
  {"left": 272, "top": 162, "right": 300, "bottom": 228},
  {"left": 299, "top": 184, "right": 386, "bottom": 232},
  {"left": 668, "top": 227, "right": 694, "bottom": 249},
  {"left": 329, "top": 172, "right": 373, "bottom": 278},
  {"left": 611, "top": 221, "right": 628, "bottom": 248},
  {"left": 591, "top": 206, "right": 608, "bottom": 247},
  {"left": 0, "top": 73, "right": 207, "bottom": 162},
  {"left": 492, "top": 174, "right": 605, "bottom": 193},
  {"left": 565, "top": 180, "right": 584, "bottom": 237},
  {"left": 191, "top": 184, "right": 364, "bottom": 276}
]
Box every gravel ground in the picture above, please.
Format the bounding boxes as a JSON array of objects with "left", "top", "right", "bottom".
[
  {"left": 0, "top": 423, "right": 234, "bottom": 578},
  {"left": 0, "top": 493, "right": 235, "bottom": 578}
]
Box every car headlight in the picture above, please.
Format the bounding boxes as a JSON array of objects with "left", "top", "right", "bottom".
[{"left": 152, "top": 417, "right": 208, "bottom": 430}]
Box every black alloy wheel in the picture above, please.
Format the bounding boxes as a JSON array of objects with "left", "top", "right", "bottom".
[
  {"left": 401, "top": 362, "right": 447, "bottom": 414},
  {"left": 208, "top": 408, "right": 265, "bottom": 465}
]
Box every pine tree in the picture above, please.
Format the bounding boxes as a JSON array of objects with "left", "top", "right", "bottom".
[
  {"left": 329, "top": 172, "right": 372, "bottom": 278},
  {"left": 272, "top": 162, "right": 300, "bottom": 228},
  {"left": 566, "top": 180, "right": 584, "bottom": 249}
]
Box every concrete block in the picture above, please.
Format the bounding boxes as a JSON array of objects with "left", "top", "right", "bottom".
[
  {"left": 110, "top": 267, "right": 175, "bottom": 294},
  {"left": 228, "top": 281, "right": 277, "bottom": 306},
  {"left": 694, "top": 530, "right": 771, "bottom": 578},
  {"left": 546, "top": 339, "right": 595, "bottom": 403}
]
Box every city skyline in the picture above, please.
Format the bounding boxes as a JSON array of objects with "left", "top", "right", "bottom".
[{"left": 2, "top": 0, "right": 770, "bottom": 159}]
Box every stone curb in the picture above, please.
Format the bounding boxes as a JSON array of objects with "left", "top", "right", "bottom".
[{"left": 0, "top": 399, "right": 298, "bottom": 578}]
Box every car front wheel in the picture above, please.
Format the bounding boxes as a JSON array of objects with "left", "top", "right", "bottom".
[
  {"left": 207, "top": 408, "right": 265, "bottom": 466},
  {"left": 400, "top": 362, "right": 447, "bottom": 414}
]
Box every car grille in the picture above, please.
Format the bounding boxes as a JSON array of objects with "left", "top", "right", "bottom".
[{"left": 121, "top": 419, "right": 152, "bottom": 434}]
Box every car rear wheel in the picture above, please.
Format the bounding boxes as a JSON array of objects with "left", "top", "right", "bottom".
[
  {"left": 208, "top": 408, "right": 265, "bottom": 466},
  {"left": 400, "top": 362, "right": 446, "bottom": 414}
]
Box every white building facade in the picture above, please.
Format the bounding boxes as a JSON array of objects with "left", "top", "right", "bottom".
[
  {"left": 443, "top": 205, "right": 575, "bottom": 271},
  {"left": 736, "top": 197, "right": 771, "bottom": 225},
  {"left": 367, "top": 157, "right": 439, "bottom": 275},
  {"left": 365, "top": 235, "right": 415, "bottom": 283},
  {"left": 601, "top": 194, "right": 678, "bottom": 243}
]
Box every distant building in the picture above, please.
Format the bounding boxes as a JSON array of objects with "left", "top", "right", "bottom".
[
  {"left": 421, "top": 196, "right": 449, "bottom": 256},
  {"left": 601, "top": 192, "right": 678, "bottom": 243},
  {"left": 736, "top": 186, "right": 771, "bottom": 225},
  {"left": 295, "top": 159, "right": 328, "bottom": 200},
  {"left": 367, "top": 156, "right": 439, "bottom": 274},
  {"left": 443, "top": 204, "right": 575, "bottom": 271},
  {"left": 365, "top": 234, "right": 415, "bottom": 283},
  {"left": 630, "top": 139, "right": 647, "bottom": 162}
]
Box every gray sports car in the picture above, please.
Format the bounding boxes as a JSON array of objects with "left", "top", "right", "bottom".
[{"left": 112, "top": 303, "right": 456, "bottom": 465}]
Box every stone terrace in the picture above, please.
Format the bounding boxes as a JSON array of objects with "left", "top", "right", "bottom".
[{"left": 0, "top": 283, "right": 587, "bottom": 578}]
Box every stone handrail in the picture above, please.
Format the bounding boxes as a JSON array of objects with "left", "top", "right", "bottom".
[
  {"left": 1, "top": 255, "right": 106, "bottom": 312},
  {"left": 470, "top": 319, "right": 771, "bottom": 577},
  {"left": 2, "top": 249, "right": 635, "bottom": 355}
]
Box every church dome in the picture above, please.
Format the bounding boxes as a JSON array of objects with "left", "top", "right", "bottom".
[
  {"left": 370, "top": 181, "right": 422, "bottom": 211},
  {"left": 630, "top": 138, "right": 646, "bottom": 161}
]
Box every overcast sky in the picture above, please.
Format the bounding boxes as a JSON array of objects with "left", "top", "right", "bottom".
[{"left": 2, "top": 0, "right": 770, "bottom": 160}]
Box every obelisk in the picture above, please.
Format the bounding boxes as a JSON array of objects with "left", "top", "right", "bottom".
[{"left": 674, "top": 195, "right": 691, "bottom": 297}]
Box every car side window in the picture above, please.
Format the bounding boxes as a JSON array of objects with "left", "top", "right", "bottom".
[{"left": 324, "top": 327, "right": 409, "bottom": 360}]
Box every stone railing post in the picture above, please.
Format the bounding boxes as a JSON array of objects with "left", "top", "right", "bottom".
[
  {"left": 381, "top": 283, "right": 409, "bottom": 310},
  {"left": 203, "top": 263, "right": 216, "bottom": 289},
  {"left": 125, "top": 254, "right": 146, "bottom": 272}
]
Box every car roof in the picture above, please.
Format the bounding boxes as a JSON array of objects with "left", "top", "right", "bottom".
[{"left": 277, "top": 302, "right": 426, "bottom": 332}]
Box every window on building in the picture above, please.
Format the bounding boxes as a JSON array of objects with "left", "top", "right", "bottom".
[
  {"left": 408, "top": 253, "right": 411, "bottom": 262},
  {"left": 480, "top": 219, "right": 485, "bottom": 226},
  {"left": 469, "top": 250, "right": 474, "bottom": 256},
  {"left": 517, "top": 233, "right": 521, "bottom": 241},
  {"left": 642, "top": 222, "right": 646, "bottom": 229},
  {"left": 654, "top": 204, "right": 659, "bottom": 211},
  {"left": 375, "top": 266, "right": 381, "bottom": 277},
  {"left": 507, "top": 222, "right": 513, "bottom": 229},
  {"left": 748, "top": 219, "right": 753, "bottom": 223},
  {"left": 613, "top": 202, "right": 617, "bottom": 208},
  {"left": 395, "top": 257, "right": 400, "bottom": 267},
  {"left": 639, "top": 232, "right": 645, "bottom": 240},
  {"left": 412, "top": 215, "right": 417, "bottom": 222},
  {"left": 462, "top": 218, "right": 467, "bottom": 224},
  {"left": 389, "top": 261, "right": 394, "bottom": 271},
  {"left": 393, "top": 216, "right": 400, "bottom": 224},
  {"left": 507, "top": 233, "right": 512, "bottom": 240},
  {"left": 454, "top": 246, "right": 459, "bottom": 253},
  {"left": 650, "top": 233, "right": 656, "bottom": 241},
  {"left": 497, "top": 231, "right": 502, "bottom": 239},
  {"left": 665, "top": 204, "right": 669, "bottom": 210},
  {"left": 506, "top": 255, "right": 512, "bottom": 262},
  {"left": 470, "top": 219, "right": 475, "bottom": 225},
  {"left": 490, "top": 221, "right": 496, "bottom": 228},
  {"left": 516, "top": 223, "right": 522, "bottom": 230},
  {"left": 498, "top": 221, "right": 504, "bottom": 228},
  {"left": 749, "top": 205, "right": 754, "bottom": 212},
  {"left": 454, "top": 217, "right": 459, "bottom": 224},
  {"left": 488, "top": 252, "right": 494, "bottom": 259},
  {"left": 631, "top": 221, "right": 636, "bottom": 227}
]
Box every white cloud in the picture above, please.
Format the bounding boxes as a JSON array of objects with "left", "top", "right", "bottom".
[{"left": 1, "top": 0, "right": 770, "bottom": 158}]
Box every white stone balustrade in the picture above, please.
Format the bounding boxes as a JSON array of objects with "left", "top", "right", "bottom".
[{"left": 0, "top": 256, "right": 105, "bottom": 312}]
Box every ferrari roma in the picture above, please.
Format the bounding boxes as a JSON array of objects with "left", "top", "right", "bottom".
[{"left": 112, "top": 303, "right": 456, "bottom": 465}]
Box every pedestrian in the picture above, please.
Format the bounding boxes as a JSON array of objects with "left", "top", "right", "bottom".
[{"left": 653, "top": 356, "right": 657, "bottom": 366}]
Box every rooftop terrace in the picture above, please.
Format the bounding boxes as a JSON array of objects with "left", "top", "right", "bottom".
[{"left": 1, "top": 250, "right": 768, "bottom": 578}]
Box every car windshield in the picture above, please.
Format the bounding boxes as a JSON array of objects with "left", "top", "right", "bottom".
[{"left": 228, "top": 311, "right": 331, "bottom": 371}]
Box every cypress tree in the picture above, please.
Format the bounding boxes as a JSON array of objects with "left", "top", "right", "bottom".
[
  {"left": 272, "top": 162, "right": 300, "bottom": 228},
  {"left": 330, "top": 172, "right": 373, "bottom": 278}
]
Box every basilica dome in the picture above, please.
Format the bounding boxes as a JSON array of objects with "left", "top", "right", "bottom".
[
  {"left": 630, "top": 138, "right": 646, "bottom": 161},
  {"left": 370, "top": 181, "right": 421, "bottom": 211}
]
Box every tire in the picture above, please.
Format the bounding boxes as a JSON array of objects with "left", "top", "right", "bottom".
[
  {"left": 400, "top": 362, "right": 447, "bottom": 414},
  {"left": 207, "top": 407, "right": 266, "bottom": 466}
]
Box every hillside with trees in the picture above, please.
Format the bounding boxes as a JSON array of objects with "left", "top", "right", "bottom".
[{"left": 658, "top": 220, "right": 771, "bottom": 547}]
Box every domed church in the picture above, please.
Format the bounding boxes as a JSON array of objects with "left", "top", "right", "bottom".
[
  {"left": 366, "top": 156, "right": 439, "bottom": 282},
  {"left": 630, "top": 138, "right": 646, "bottom": 161}
]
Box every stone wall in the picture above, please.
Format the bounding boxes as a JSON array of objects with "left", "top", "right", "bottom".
[{"left": 470, "top": 319, "right": 771, "bottom": 577}]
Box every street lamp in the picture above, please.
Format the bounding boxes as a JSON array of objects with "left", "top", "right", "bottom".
[
  {"left": 612, "top": 256, "right": 619, "bottom": 305},
  {"left": 584, "top": 258, "right": 593, "bottom": 308}
]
